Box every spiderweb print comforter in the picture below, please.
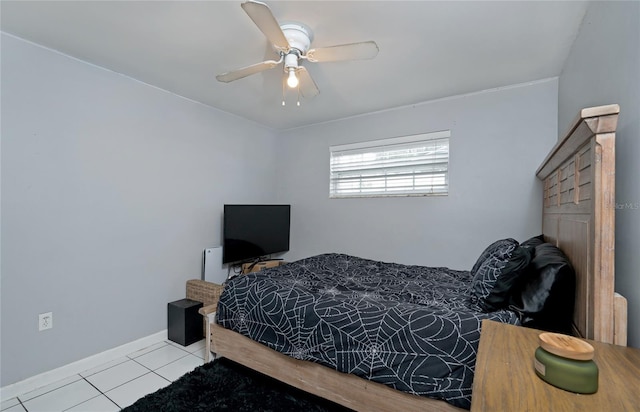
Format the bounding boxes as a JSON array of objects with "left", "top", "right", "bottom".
[{"left": 216, "top": 253, "right": 519, "bottom": 409}]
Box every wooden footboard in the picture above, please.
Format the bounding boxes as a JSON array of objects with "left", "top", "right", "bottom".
[{"left": 210, "top": 323, "right": 462, "bottom": 412}]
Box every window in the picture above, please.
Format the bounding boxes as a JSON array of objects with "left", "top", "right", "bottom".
[{"left": 329, "top": 131, "right": 450, "bottom": 198}]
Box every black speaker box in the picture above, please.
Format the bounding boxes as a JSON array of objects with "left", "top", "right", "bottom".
[{"left": 168, "top": 298, "right": 203, "bottom": 346}]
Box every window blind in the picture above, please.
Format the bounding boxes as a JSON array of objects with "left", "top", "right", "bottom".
[{"left": 329, "top": 131, "right": 450, "bottom": 198}]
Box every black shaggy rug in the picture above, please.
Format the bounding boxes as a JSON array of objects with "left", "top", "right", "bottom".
[{"left": 123, "top": 357, "right": 353, "bottom": 412}]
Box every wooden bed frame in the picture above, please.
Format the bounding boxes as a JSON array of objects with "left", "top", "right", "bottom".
[
  {"left": 536, "top": 104, "right": 626, "bottom": 345},
  {"left": 207, "top": 104, "right": 627, "bottom": 411}
]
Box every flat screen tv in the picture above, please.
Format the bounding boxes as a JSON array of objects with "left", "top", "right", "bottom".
[{"left": 223, "top": 204, "right": 291, "bottom": 264}]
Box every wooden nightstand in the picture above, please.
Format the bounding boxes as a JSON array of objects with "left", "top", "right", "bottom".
[{"left": 471, "top": 320, "right": 640, "bottom": 411}]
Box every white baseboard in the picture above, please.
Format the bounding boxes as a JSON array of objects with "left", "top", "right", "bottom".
[{"left": 0, "top": 330, "right": 168, "bottom": 401}]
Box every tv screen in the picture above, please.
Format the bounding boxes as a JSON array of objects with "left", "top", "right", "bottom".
[{"left": 223, "top": 204, "right": 291, "bottom": 264}]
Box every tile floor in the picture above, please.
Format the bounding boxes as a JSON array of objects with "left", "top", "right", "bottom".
[{"left": 1, "top": 339, "right": 209, "bottom": 412}]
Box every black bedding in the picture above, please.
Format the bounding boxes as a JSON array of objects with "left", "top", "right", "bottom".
[{"left": 217, "top": 253, "right": 520, "bottom": 409}]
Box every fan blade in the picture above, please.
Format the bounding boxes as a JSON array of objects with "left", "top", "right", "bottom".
[
  {"left": 216, "top": 59, "right": 280, "bottom": 83},
  {"left": 241, "top": 1, "right": 289, "bottom": 52},
  {"left": 306, "top": 41, "right": 379, "bottom": 63},
  {"left": 297, "top": 66, "right": 319, "bottom": 98}
]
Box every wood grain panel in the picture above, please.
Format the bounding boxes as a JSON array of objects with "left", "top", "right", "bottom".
[
  {"left": 557, "top": 217, "right": 591, "bottom": 339},
  {"left": 545, "top": 173, "right": 559, "bottom": 208},
  {"left": 542, "top": 216, "right": 558, "bottom": 246},
  {"left": 537, "top": 104, "right": 621, "bottom": 344},
  {"left": 578, "top": 168, "right": 591, "bottom": 185},
  {"left": 587, "top": 113, "right": 620, "bottom": 134},
  {"left": 614, "top": 293, "right": 628, "bottom": 346},
  {"left": 592, "top": 132, "right": 616, "bottom": 343},
  {"left": 578, "top": 144, "right": 591, "bottom": 169},
  {"left": 537, "top": 104, "right": 619, "bottom": 179},
  {"left": 559, "top": 162, "right": 575, "bottom": 205},
  {"left": 578, "top": 182, "right": 592, "bottom": 201}
]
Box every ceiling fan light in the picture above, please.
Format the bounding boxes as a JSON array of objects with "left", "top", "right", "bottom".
[{"left": 287, "top": 69, "right": 299, "bottom": 88}]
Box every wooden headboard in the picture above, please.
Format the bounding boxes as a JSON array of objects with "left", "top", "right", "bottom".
[{"left": 536, "top": 104, "right": 627, "bottom": 345}]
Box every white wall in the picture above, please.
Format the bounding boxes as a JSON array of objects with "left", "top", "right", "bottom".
[
  {"left": 557, "top": 1, "right": 640, "bottom": 348},
  {"left": 276, "top": 79, "right": 558, "bottom": 270},
  {"left": 0, "top": 34, "right": 279, "bottom": 386}
]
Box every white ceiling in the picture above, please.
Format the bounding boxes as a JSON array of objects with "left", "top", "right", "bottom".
[{"left": 1, "top": 1, "right": 588, "bottom": 130}]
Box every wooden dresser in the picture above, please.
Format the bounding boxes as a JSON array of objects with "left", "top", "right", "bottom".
[{"left": 471, "top": 320, "right": 640, "bottom": 411}]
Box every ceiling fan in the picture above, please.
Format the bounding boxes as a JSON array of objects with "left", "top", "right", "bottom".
[{"left": 216, "top": 0, "right": 379, "bottom": 103}]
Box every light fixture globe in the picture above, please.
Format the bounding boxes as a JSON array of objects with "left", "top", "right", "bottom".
[
  {"left": 286, "top": 70, "right": 299, "bottom": 88},
  {"left": 283, "top": 50, "right": 300, "bottom": 89}
]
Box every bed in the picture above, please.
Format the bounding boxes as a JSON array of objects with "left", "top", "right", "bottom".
[{"left": 207, "top": 104, "right": 627, "bottom": 411}]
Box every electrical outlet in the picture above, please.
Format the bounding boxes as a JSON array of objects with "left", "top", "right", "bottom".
[{"left": 39, "top": 312, "right": 53, "bottom": 331}]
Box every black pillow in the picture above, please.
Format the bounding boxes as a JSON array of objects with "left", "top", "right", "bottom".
[
  {"left": 521, "top": 234, "right": 545, "bottom": 248},
  {"left": 480, "top": 245, "right": 535, "bottom": 311},
  {"left": 508, "top": 243, "right": 576, "bottom": 334},
  {"left": 470, "top": 238, "right": 519, "bottom": 277},
  {"left": 469, "top": 239, "right": 520, "bottom": 305}
]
